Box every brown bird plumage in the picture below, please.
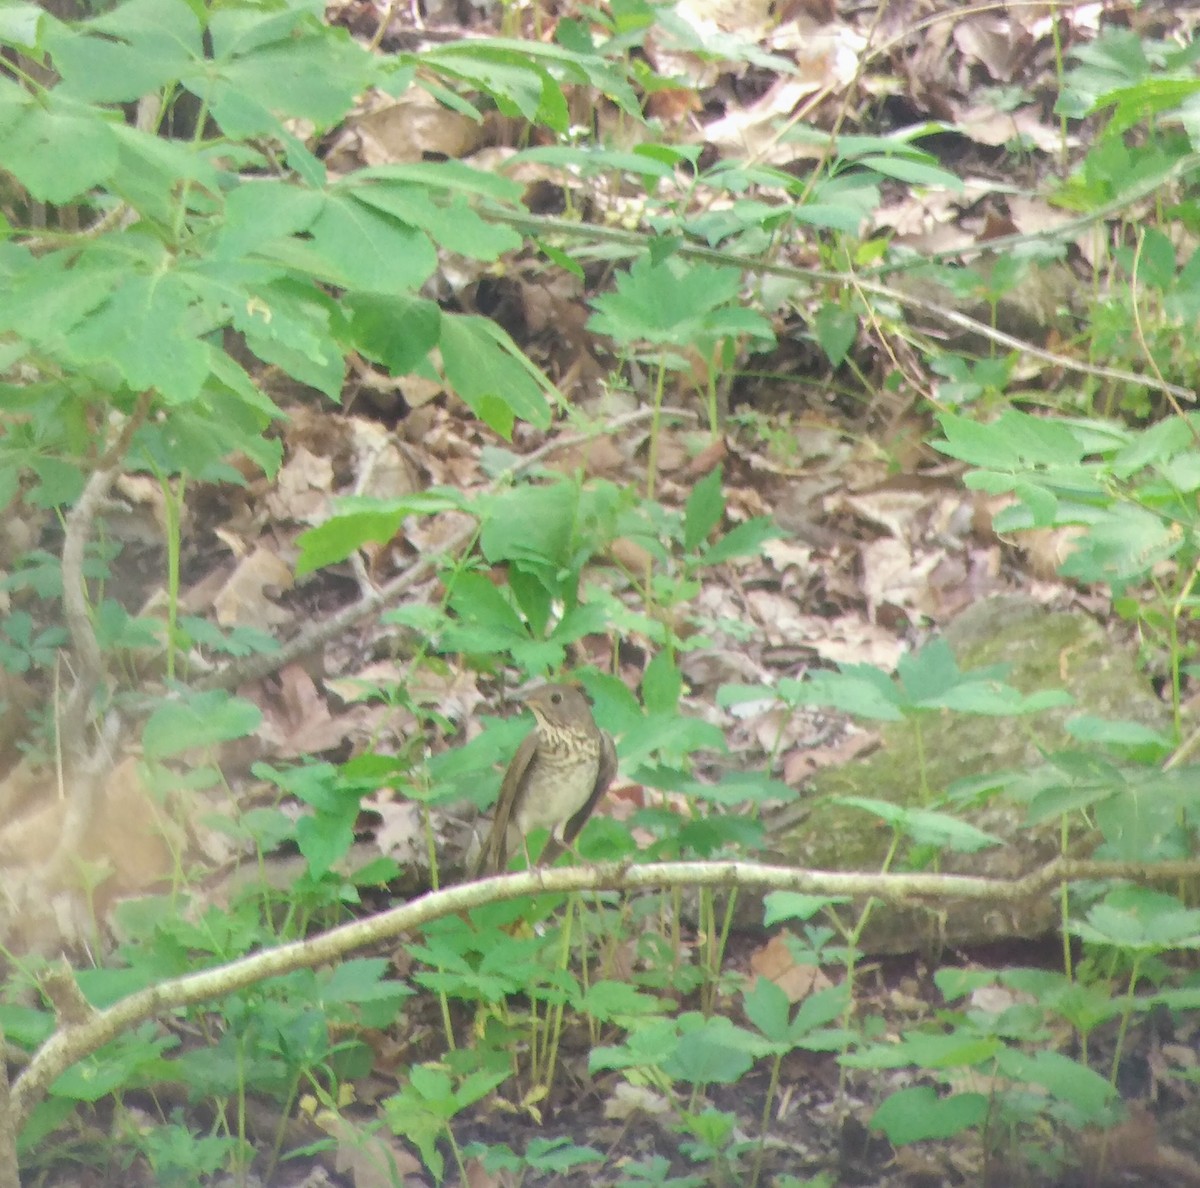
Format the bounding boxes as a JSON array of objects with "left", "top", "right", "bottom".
[{"left": 473, "top": 684, "right": 617, "bottom": 875}]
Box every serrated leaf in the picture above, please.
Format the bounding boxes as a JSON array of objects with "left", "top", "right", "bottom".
[
  {"left": 143, "top": 691, "right": 262, "bottom": 759},
  {"left": 700, "top": 517, "right": 779, "bottom": 565}
]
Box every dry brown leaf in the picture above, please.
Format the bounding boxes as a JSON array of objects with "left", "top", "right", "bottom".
[
  {"left": 952, "top": 15, "right": 1031, "bottom": 84},
  {"left": 265, "top": 445, "right": 335, "bottom": 526},
  {"left": 316, "top": 1110, "right": 422, "bottom": 1188},
  {"left": 326, "top": 90, "right": 481, "bottom": 172},
  {"left": 259, "top": 663, "right": 370, "bottom": 758},
  {"left": 859, "top": 537, "right": 939, "bottom": 619},
  {"left": 748, "top": 931, "right": 833, "bottom": 1002},
  {"left": 362, "top": 791, "right": 424, "bottom": 866},
  {"left": 213, "top": 544, "right": 294, "bottom": 628},
  {"left": 87, "top": 757, "right": 179, "bottom": 904},
  {"left": 782, "top": 727, "right": 879, "bottom": 785},
  {"left": 0, "top": 756, "right": 179, "bottom": 951}
]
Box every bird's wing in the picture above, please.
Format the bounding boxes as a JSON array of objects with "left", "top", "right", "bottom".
[{"left": 473, "top": 730, "right": 539, "bottom": 877}]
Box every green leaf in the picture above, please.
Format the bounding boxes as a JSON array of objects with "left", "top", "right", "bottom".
[
  {"left": 0, "top": 3, "right": 48, "bottom": 52},
  {"left": 1069, "top": 886, "right": 1200, "bottom": 951},
  {"left": 357, "top": 158, "right": 523, "bottom": 203},
  {"left": 683, "top": 466, "right": 724, "bottom": 551},
  {"left": 1058, "top": 504, "right": 1184, "bottom": 584},
  {"left": 216, "top": 179, "right": 325, "bottom": 259},
  {"left": 63, "top": 271, "right": 211, "bottom": 404},
  {"left": 589, "top": 257, "right": 747, "bottom": 348},
  {"left": 479, "top": 481, "right": 576, "bottom": 570},
  {"left": 307, "top": 190, "right": 437, "bottom": 291},
  {"left": 439, "top": 313, "right": 553, "bottom": 435},
  {"left": 200, "top": 7, "right": 374, "bottom": 134},
  {"left": 801, "top": 666, "right": 904, "bottom": 721},
  {"left": 346, "top": 292, "right": 441, "bottom": 374},
  {"left": 295, "top": 812, "right": 355, "bottom": 879},
  {"left": 579, "top": 982, "right": 665, "bottom": 1024},
  {"left": 871, "top": 1087, "right": 987, "bottom": 1144},
  {"left": 143, "top": 691, "right": 262, "bottom": 759},
  {"left": 935, "top": 409, "right": 1086, "bottom": 470},
  {"left": 763, "top": 892, "right": 848, "bottom": 925},
  {"left": 700, "top": 516, "right": 779, "bottom": 565},
  {"left": 50, "top": 1026, "right": 175, "bottom": 1102},
  {"left": 47, "top": 0, "right": 202, "bottom": 102},
  {"left": 295, "top": 491, "right": 467, "bottom": 575},
  {"left": 994, "top": 1049, "right": 1115, "bottom": 1119},
  {"left": 447, "top": 572, "right": 530, "bottom": 639},
  {"left": 0, "top": 87, "right": 119, "bottom": 202},
  {"left": 813, "top": 302, "right": 857, "bottom": 367},
  {"left": 659, "top": 1014, "right": 765, "bottom": 1084},
  {"left": 857, "top": 154, "right": 964, "bottom": 190},
  {"left": 419, "top": 37, "right": 640, "bottom": 118},
  {"left": 351, "top": 180, "right": 522, "bottom": 260},
  {"left": 834, "top": 797, "right": 1001, "bottom": 851},
  {"left": 642, "top": 652, "right": 682, "bottom": 715}
]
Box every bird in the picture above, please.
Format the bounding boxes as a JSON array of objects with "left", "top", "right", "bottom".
[{"left": 472, "top": 683, "right": 617, "bottom": 876}]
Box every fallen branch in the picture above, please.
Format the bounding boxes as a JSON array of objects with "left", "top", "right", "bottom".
[{"left": 14, "top": 854, "right": 1200, "bottom": 1128}]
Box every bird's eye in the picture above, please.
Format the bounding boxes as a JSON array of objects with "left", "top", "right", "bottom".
[{"left": 550, "top": 691, "right": 563, "bottom": 704}]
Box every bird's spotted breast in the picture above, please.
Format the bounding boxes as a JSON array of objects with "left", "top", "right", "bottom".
[{"left": 513, "top": 741, "right": 602, "bottom": 833}]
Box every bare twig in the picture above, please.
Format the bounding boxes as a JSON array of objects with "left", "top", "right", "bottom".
[{"left": 58, "top": 463, "right": 119, "bottom": 756}]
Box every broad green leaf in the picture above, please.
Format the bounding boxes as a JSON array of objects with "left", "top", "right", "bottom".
[
  {"left": 234, "top": 284, "right": 345, "bottom": 399},
  {"left": 801, "top": 666, "right": 903, "bottom": 721},
  {"left": 813, "top": 302, "right": 857, "bottom": 366},
  {"left": 479, "top": 481, "right": 576, "bottom": 568},
  {"left": 143, "top": 691, "right": 262, "bottom": 759},
  {"left": 659, "top": 1015, "right": 765, "bottom": 1084},
  {"left": 63, "top": 273, "right": 211, "bottom": 404},
  {"left": 47, "top": 0, "right": 201, "bottom": 102},
  {"left": 642, "top": 652, "right": 682, "bottom": 715},
  {"left": 357, "top": 159, "right": 523, "bottom": 202},
  {"left": 346, "top": 293, "right": 442, "bottom": 375},
  {"left": 295, "top": 491, "right": 467, "bottom": 575},
  {"left": 50, "top": 1027, "right": 175, "bottom": 1102},
  {"left": 845, "top": 1030, "right": 1000, "bottom": 1070},
  {"left": 834, "top": 797, "right": 1001, "bottom": 851},
  {"left": 447, "top": 572, "right": 530, "bottom": 638},
  {"left": 216, "top": 180, "right": 325, "bottom": 258},
  {"left": 589, "top": 257, "right": 748, "bottom": 348},
  {"left": 763, "top": 892, "right": 848, "bottom": 926},
  {"left": 1059, "top": 504, "right": 1183, "bottom": 583},
  {"left": 110, "top": 123, "right": 220, "bottom": 224},
  {"left": 513, "top": 144, "right": 679, "bottom": 180},
  {"left": 198, "top": 8, "right": 373, "bottom": 133},
  {"left": 0, "top": 3, "right": 47, "bottom": 51},
  {"left": 307, "top": 192, "right": 437, "bottom": 291},
  {"left": 994, "top": 1049, "right": 1115, "bottom": 1119},
  {"left": 420, "top": 37, "right": 640, "bottom": 117},
  {"left": 351, "top": 182, "right": 521, "bottom": 260},
  {"left": 0, "top": 88, "right": 119, "bottom": 202},
  {"left": 936, "top": 408, "right": 1086, "bottom": 469},
  {"left": 871, "top": 1087, "right": 987, "bottom": 1143},
  {"left": 439, "top": 313, "right": 553, "bottom": 434}
]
